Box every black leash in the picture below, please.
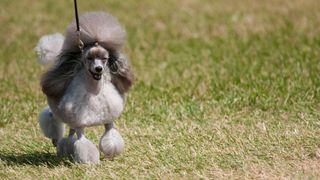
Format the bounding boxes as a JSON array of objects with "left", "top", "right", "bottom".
[
  {"left": 73, "top": 1, "right": 119, "bottom": 74},
  {"left": 73, "top": 0, "right": 84, "bottom": 52},
  {"left": 73, "top": 0, "right": 80, "bottom": 32}
]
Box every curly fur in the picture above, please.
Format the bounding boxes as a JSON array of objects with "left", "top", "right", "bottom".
[
  {"left": 36, "top": 12, "right": 133, "bottom": 163},
  {"left": 41, "top": 12, "right": 133, "bottom": 100},
  {"left": 34, "top": 33, "right": 65, "bottom": 65},
  {"left": 39, "top": 107, "right": 64, "bottom": 143}
]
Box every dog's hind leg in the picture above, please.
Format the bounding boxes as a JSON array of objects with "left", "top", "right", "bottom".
[
  {"left": 73, "top": 128, "right": 100, "bottom": 164},
  {"left": 39, "top": 107, "right": 64, "bottom": 146},
  {"left": 99, "top": 123, "right": 125, "bottom": 159},
  {"left": 57, "top": 128, "right": 76, "bottom": 157}
]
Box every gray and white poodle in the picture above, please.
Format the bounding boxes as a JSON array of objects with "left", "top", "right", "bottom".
[{"left": 35, "top": 12, "right": 133, "bottom": 164}]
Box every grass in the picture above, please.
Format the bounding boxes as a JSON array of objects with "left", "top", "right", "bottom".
[{"left": 0, "top": 0, "right": 320, "bottom": 179}]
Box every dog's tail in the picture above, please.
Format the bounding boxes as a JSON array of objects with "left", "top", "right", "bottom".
[{"left": 34, "top": 33, "right": 65, "bottom": 65}]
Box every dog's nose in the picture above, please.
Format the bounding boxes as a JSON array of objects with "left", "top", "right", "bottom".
[{"left": 95, "top": 66, "right": 102, "bottom": 72}]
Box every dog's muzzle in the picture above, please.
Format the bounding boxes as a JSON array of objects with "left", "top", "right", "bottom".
[{"left": 89, "top": 70, "right": 102, "bottom": 80}]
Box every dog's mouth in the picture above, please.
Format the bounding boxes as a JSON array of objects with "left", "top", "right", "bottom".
[{"left": 89, "top": 70, "right": 102, "bottom": 80}]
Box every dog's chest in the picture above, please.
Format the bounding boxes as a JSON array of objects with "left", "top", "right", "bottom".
[{"left": 57, "top": 77, "right": 124, "bottom": 127}]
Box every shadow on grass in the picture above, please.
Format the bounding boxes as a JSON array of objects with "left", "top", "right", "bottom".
[{"left": 0, "top": 151, "right": 72, "bottom": 168}]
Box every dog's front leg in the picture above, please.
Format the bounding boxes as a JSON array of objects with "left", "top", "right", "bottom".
[
  {"left": 73, "top": 128, "right": 100, "bottom": 164},
  {"left": 99, "top": 122, "right": 125, "bottom": 159},
  {"left": 57, "top": 128, "right": 76, "bottom": 157}
]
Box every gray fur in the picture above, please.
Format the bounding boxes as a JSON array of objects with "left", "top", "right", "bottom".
[
  {"left": 63, "top": 12, "right": 126, "bottom": 53},
  {"left": 111, "top": 53, "right": 134, "bottom": 94},
  {"left": 57, "top": 128, "right": 76, "bottom": 157},
  {"left": 39, "top": 107, "right": 64, "bottom": 144},
  {"left": 37, "top": 12, "right": 132, "bottom": 163},
  {"left": 57, "top": 136, "right": 76, "bottom": 157},
  {"left": 99, "top": 126, "right": 125, "bottom": 159},
  {"left": 41, "top": 52, "right": 82, "bottom": 100},
  {"left": 41, "top": 12, "right": 133, "bottom": 100},
  {"left": 73, "top": 136, "right": 100, "bottom": 164},
  {"left": 34, "top": 33, "right": 65, "bottom": 65}
]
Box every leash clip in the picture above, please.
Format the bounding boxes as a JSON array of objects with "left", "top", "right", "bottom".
[{"left": 77, "top": 30, "right": 84, "bottom": 53}]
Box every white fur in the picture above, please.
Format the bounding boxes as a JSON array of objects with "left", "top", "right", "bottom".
[
  {"left": 34, "top": 33, "right": 64, "bottom": 65},
  {"left": 99, "top": 128, "right": 124, "bottom": 158},
  {"left": 45, "top": 69, "right": 124, "bottom": 163},
  {"left": 49, "top": 70, "right": 124, "bottom": 128},
  {"left": 73, "top": 136, "right": 100, "bottom": 164},
  {"left": 37, "top": 12, "right": 131, "bottom": 164},
  {"left": 39, "top": 107, "right": 64, "bottom": 140}
]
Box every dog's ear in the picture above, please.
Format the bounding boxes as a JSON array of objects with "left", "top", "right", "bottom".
[
  {"left": 110, "top": 53, "right": 134, "bottom": 94},
  {"left": 41, "top": 52, "right": 81, "bottom": 100}
]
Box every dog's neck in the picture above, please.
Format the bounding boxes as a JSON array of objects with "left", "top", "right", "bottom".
[{"left": 84, "top": 70, "right": 103, "bottom": 95}]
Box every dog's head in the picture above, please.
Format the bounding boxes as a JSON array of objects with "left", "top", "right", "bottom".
[{"left": 83, "top": 43, "right": 109, "bottom": 81}]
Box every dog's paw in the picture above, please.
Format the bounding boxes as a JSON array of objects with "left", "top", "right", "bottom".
[
  {"left": 57, "top": 137, "right": 76, "bottom": 157},
  {"left": 99, "top": 128, "right": 124, "bottom": 159},
  {"left": 73, "top": 136, "right": 100, "bottom": 164}
]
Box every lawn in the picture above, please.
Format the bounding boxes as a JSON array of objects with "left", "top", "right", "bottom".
[{"left": 0, "top": 0, "right": 320, "bottom": 179}]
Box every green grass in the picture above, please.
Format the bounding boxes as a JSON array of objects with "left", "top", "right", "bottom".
[{"left": 1, "top": 0, "right": 320, "bottom": 179}]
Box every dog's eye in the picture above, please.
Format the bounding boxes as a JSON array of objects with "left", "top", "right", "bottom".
[
  {"left": 102, "top": 57, "right": 108, "bottom": 62},
  {"left": 87, "top": 57, "right": 94, "bottom": 61}
]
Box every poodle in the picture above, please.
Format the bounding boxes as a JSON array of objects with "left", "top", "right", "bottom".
[{"left": 35, "top": 12, "right": 133, "bottom": 164}]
